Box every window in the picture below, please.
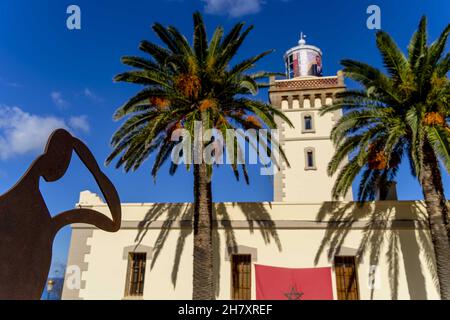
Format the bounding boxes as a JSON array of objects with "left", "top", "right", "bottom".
[
  {"left": 304, "top": 116, "right": 312, "bottom": 130},
  {"left": 125, "top": 253, "right": 147, "bottom": 297},
  {"left": 231, "top": 254, "right": 252, "bottom": 300},
  {"left": 287, "top": 54, "right": 294, "bottom": 78},
  {"left": 304, "top": 148, "right": 316, "bottom": 170},
  {"left": 307, "top": 151, "right": 314, "bottom": 168},
  {"left": 302, "top": 114, "right": 315, "bottom": 133},
  {"left": 334, "top": 256, "right": 359, "bottom": 300}
]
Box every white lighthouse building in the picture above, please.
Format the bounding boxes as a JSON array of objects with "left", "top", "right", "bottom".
[
  {"left": 271, "top": 35, "right": 352, "bottom": 203},
  {"left": 62, "top": 37, "right": 439, "bottom": 300}
]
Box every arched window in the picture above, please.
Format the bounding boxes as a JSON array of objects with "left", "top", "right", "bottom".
[
  {"left": 302, "top": 113, "right": 315, "bottom": 133},
  {"left": 304, "top": 148, "right": 316, "bottom": 170},
  {"left": 304, "top": 116, "right": 312, "bottom": 130},
  {"left": 307, "top": 151, "right": 314, "bottom": 167}
]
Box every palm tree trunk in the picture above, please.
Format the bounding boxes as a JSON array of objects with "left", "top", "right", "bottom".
[
  {"left": 192, "top": 163, "right": 214, "bottom": 300},
  {"left": 192, "top": 114, "right": 215, "bottom": 300},
  {"left": 420, "top": 141, "right": 450, "bottom": 300}
]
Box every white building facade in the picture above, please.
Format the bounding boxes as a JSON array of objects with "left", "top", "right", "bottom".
[{"left": 62, "top": 39, "right": 440, "bottom": 300}]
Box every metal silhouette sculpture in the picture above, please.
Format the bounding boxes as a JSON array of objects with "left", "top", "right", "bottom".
[{"left": 0, "top": 129, "right": 121, "bottom": 300}]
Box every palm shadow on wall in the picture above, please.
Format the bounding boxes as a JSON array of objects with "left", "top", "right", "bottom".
[
  {"left": 134, "top": 202, "right": 282, "bottom": 298},
  {"left": 314, "top": 201, "right": 438, "bottom": 300}
]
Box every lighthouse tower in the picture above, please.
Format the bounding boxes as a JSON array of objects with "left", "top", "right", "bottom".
[{"left": 269, "top": 35, "right": 353, "bottom": 203}]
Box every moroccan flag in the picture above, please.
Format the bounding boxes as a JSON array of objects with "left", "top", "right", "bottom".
[{"left": 255, "top": 265, "right": 334, "bottom": 300}]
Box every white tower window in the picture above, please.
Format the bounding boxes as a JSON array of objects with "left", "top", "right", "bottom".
[
  {"left": 305, "top": 116, "right": 313, "bottom": 130},
  {"left": 304, "top": 147, "right": 317, "bottom": 170},
  {"left": 302, "top": 113, "right": 315, "bottom": 133}
]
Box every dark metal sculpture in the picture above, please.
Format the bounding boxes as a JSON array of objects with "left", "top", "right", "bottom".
[{"left": 0, "top": 129, "right": 121, "bottom": 300}]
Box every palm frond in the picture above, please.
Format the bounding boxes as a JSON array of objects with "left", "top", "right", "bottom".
[
  {"left": 108, "top": 11, "right": 288, "bottom": 185},
  {"left": 193, "top": 11, "right": 207, "bottom": 64},
  {"left": 408, "top": 16, "right": 427, "bottom": 69},
  {"left": 376, "top": 31, "right": 410, "bottom": 84},
  {"left": 427, "top": 126, "right": 450, "bottom": 173}
]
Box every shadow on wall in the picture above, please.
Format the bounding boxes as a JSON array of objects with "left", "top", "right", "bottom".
[
  {"left": 134, "top": 202, "right": 282, "bottom": 298},
  {"left": 314, "top": 201, "right": 438, "bottom": 300}
]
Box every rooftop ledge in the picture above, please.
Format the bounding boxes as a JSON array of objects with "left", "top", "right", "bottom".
[
  {"left": 76, "top": 191, "right": 432, "bottom": 207},
  {"left": 72, "top": 191, "right": 435, "bottom": 230},
  {"left": 269, "top": 73, "right": 345, "bottom": 91}
]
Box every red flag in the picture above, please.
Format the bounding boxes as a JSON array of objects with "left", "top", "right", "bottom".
[{"left": 255, "top": 265, "right": 334, "bottom": 300}]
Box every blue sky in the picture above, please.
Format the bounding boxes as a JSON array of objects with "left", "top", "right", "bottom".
[{"left": 0, "top": 0, "right": 449, "bottom": 276}]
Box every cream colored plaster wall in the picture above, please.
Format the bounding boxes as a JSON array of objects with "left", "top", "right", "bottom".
[
  {"left": 283, "top": 109, "right": 335, "bottom": 139},
  {"left": 67, "top": 199, "right": 440, "bottom": 300},
  {"left": 282, "top": 140, "right": 343, "bottom": 202},
  {"left": 76, "top": 222, "right": 439, "bottom": 300}
]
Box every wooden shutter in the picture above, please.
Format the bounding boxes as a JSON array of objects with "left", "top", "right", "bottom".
[
  {"left": 231, "top": 254, "right": 252, "bottom": 300},
  {"left": 334, "top": 256, "right": 359, "bottom": 300},
  {"left": 126, "top": 253, "right": 147, "bottom": 297}
]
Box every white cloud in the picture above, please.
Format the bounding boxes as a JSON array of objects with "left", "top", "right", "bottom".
[
  {"left": 202, "top": 0, "right": 263, "bottom": 17},
  {"left": 69, "top": 115, "right": 90, "bottom": 133},
  {"left": 0, "top": 106, "right": 89, "bottom": 160},
  {"left": 51, "top": 91, "right": 69, "bottom": 108},
  {"left": 83, "top": 88, "right": 103, "bottom": 103}
]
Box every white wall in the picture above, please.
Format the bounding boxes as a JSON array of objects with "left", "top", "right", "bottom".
[
  {"left": 280, "top": 108, "right": 351, "bottom": 202},
  {"left": 67, "top": 200, "right": 439, "bottom": 300}
]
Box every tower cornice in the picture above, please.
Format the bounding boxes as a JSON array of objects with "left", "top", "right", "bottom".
[{"left": 269, "top": 75, "right": 345, "bottom": 93}]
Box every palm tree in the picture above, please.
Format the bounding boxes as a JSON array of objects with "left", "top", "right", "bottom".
[
  {"left": 321, "top": 16, "right": 450, "bottom": 299},
  {"left": 106, "top": 12, "right": 292, "bottom": 300}
]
